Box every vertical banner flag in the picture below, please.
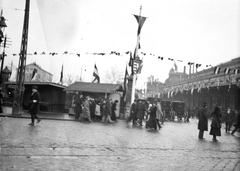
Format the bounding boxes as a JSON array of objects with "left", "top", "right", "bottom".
[
  {"left": 31, "top": 68, "right": 38, "bottom": 81},
  {"left": 133, "top": 8, "right": 146, "bottom": 74},
  {"left": 92, "top": 64, "right": 100, "bottom": 83},
  {"left": 123, "top": 64, "right": 129, "bottom": 102},
  {"left": 60, "top": 64, "right": 63, "bottom": 84}
]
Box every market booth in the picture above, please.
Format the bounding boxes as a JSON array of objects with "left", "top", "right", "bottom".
[
  {"left": 64, "top": 82, "right": 124, "bottom": 117},
  {"left": 2, "top": 81, "right": 66, "bottom": 113}
]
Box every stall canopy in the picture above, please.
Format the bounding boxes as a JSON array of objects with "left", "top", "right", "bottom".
[{"left": 64, "top": 82, "right": 124, "bottom": 93}]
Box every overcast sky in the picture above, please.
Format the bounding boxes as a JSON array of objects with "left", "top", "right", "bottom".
[{"left": 1, "top": 0, "right": 240, "bottom": 88}]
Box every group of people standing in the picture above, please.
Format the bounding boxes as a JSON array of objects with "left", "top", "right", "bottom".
[
  {"left": 73, "top": 92, "right": 118, "bottom": 124},
  {"left": 198, "top": 103, "right": 240, "bottom": 141},
  {"left": 128, "top": 99, "right": 163, "bottom": 130}
]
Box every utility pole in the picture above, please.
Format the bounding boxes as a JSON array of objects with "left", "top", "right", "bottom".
[{"left": 12, "top": 0, "right": 30, "bottom": 115}]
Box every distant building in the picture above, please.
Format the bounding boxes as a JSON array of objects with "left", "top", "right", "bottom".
[
  {"left": 161, "top": 57, "right": 240, "bottom": 113},
  {"left": 25, "top": 63, "right": 53, "bottom": 82}
]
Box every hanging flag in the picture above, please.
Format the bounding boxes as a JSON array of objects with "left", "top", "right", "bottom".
[
  {"left": 133, "top": 14, "right": 147, "bottom": 36},
  {"left": 123, "top": 65, "right": 129, "bottom": 102},
  {"left": 92, "top": 64, "right": 100, "bottom": 83},
  {"left": 128, "top": 52, "right": 133, "bottom": 71},
  {"left": 224, "top": 68, "right": 231, "bottom": 74},
  {"left": 132, "top": 11, "right": 147, "bottom": 75},
  {"left": 214, "top": 67, "right": 221, "bottom": 74},
  {"left": 60, "top": 65, "right": 63, "bottom": 84},
  {"left": 31, "top": 68, "right": 38, "bottom": 81},
  {"left": 233, "top": 68, "right": 239, "bottom": 75}
]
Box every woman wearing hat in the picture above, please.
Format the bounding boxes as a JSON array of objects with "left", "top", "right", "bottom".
[{"left": 209, "top": 104, "right": 222, "bottom": 141}]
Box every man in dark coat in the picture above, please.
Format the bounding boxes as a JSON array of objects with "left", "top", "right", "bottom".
[
  {"left": 29, "top": 86, "right": 41, "bottom": 126},
  {"left": 136, "top": 99, "right": 146, "bottom": 126},
  {"left": 197, "top": 102, "right": 208, "bottom": 139},
  {"left": 111, "top": 100, "right": 118, "bottom": 122},
  {"left": 74, "top": 92, "right": 83, "bottom": 121},
  {"left": 127, "top": 99, "right": 137, "bottom": 125},
  {"left": 224, "top": 107, "right": 235, "bottom": 133}
]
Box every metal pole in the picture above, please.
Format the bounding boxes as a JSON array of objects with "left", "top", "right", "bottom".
[
  {"left": 12, "top": 0, "right": 30, "bottom": 115},
  {"left": 131, "top": 5, "right": 142, "bottom": 104}
]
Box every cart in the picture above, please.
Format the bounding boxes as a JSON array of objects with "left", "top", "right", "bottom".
[{"left": 172, "top": 101, "right": 185, "bottom": 121}]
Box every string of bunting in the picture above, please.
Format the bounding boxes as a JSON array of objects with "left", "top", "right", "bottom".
[{"left": 7, "top": 50, "right": 240, "bottom": 75}]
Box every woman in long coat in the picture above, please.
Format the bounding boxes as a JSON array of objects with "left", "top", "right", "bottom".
[
  {"left": 156, "top": 100, "right": 163, "bottom": 128},
  {"left": 145, "top": 104, "right": 157, "bottom": 130},
  {"left": 79, "top": 96, "right": 92, "bottom": 123},
  {"left": 210, "top": 105, "right": 222, "bottom": 141},
  {"left": 197, "top": 103, "right": 208, "bottom": 139}
]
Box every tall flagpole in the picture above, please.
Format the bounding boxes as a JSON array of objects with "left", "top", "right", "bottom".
[{"left": 131, "top": 5, "right": 142, "bottom": 105}]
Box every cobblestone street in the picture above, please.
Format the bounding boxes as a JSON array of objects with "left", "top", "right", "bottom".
[{"left": 0, "top": 116, "right": 240, "bottom": 171}]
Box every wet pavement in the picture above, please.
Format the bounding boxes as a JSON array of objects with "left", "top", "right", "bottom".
[{"left": 0, "top": 116, "right": 240, "bottom": 171}]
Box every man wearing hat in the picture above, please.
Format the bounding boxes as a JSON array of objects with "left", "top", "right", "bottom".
[
  {"left": 197, "top": 102, "right": 208, "bottom": 139},
  {"left": 29, "top": 85, "right": 41, "bottom": 126}
]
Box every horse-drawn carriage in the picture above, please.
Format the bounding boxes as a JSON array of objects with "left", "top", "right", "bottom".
[
  {"left": 171, "top": 101, "right": 185, "bottom": 121},
  {"left": 146, "top": 98, "right": 186, "bottom": 122}
]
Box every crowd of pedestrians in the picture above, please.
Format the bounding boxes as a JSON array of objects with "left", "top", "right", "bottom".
[
  {"left": 197, "top": 102, "right": 240, "bottom": 141},
  {"left": 127, "top": 99, "right": 164, "bottom": 130},
  {"left": 73, "top": 92, "right": 118, "bottom": 124}
]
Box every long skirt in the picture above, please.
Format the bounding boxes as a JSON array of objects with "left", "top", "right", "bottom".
[
  {"left": 145, "top": 115, "right": 157, "bottom": 130},
  {"left": 210, "top": 127, "right": 221, "bottom": 136}
]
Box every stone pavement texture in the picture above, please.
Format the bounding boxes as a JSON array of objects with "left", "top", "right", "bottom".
[{"left": 0, "top": 116, "right": 240, "bottom": 171}]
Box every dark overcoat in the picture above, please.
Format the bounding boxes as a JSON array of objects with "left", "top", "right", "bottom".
[
  {"left": 136, "top": 102, "right": 145, "bottom": 120},
  {"left": 129, "top": 103, "right": 137, "bottom": 120},
  {"left": 29, "top": 91, "right": 40, "bottom": 114},
  {"left": 198, "top": 107, "right": 208, "bottom": 131},
  {"left": 74, "top": 96, "right": 82, "bottom": 114},
  {"left": 210, "top": 110, "right": 222, "bottom": 128}
]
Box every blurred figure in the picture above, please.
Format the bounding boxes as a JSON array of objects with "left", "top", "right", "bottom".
[
  {"left": 28, "top": 86, "right": 41, "bottom": 126},
  {"left": 224, "top": 107, "right": 234, "bottom": 133},
  {"left": 145, "top": 103, "right": 157, "bottom": 130},
  {"left": 111, "top": 100, "right": 118, "bottom": 122},
  {"left": 95, "top": 101, "right": 102, "bottom": 121},
  {"left": 89, "top": 98, "right": 96, "bottom": 121},
  {"left": 127, "top": 99, "right": 137, "bottom": 125},
  {"left": 231, "top": 109, "right": 240, "bottom": 135},
  {"left": 74, "top": 92, "right": 83, "bottom": 121},
  {"left": 156, "top": 99, "right": 163, "bottom": 128},
  {"left": 209, "top": 104, "right": 222, "bottom": 141},
  {"left": 197, "top": 103, "right": 208, "bottom": 139},
  {"left": 101, "top": 96, "right": 114, "bottom": 123},
  {"left": 136, "top": 99, "right": 146, "bottom": 126},
  {"left": 79, "top": 96, "right": 92, "bottom": 123}
]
